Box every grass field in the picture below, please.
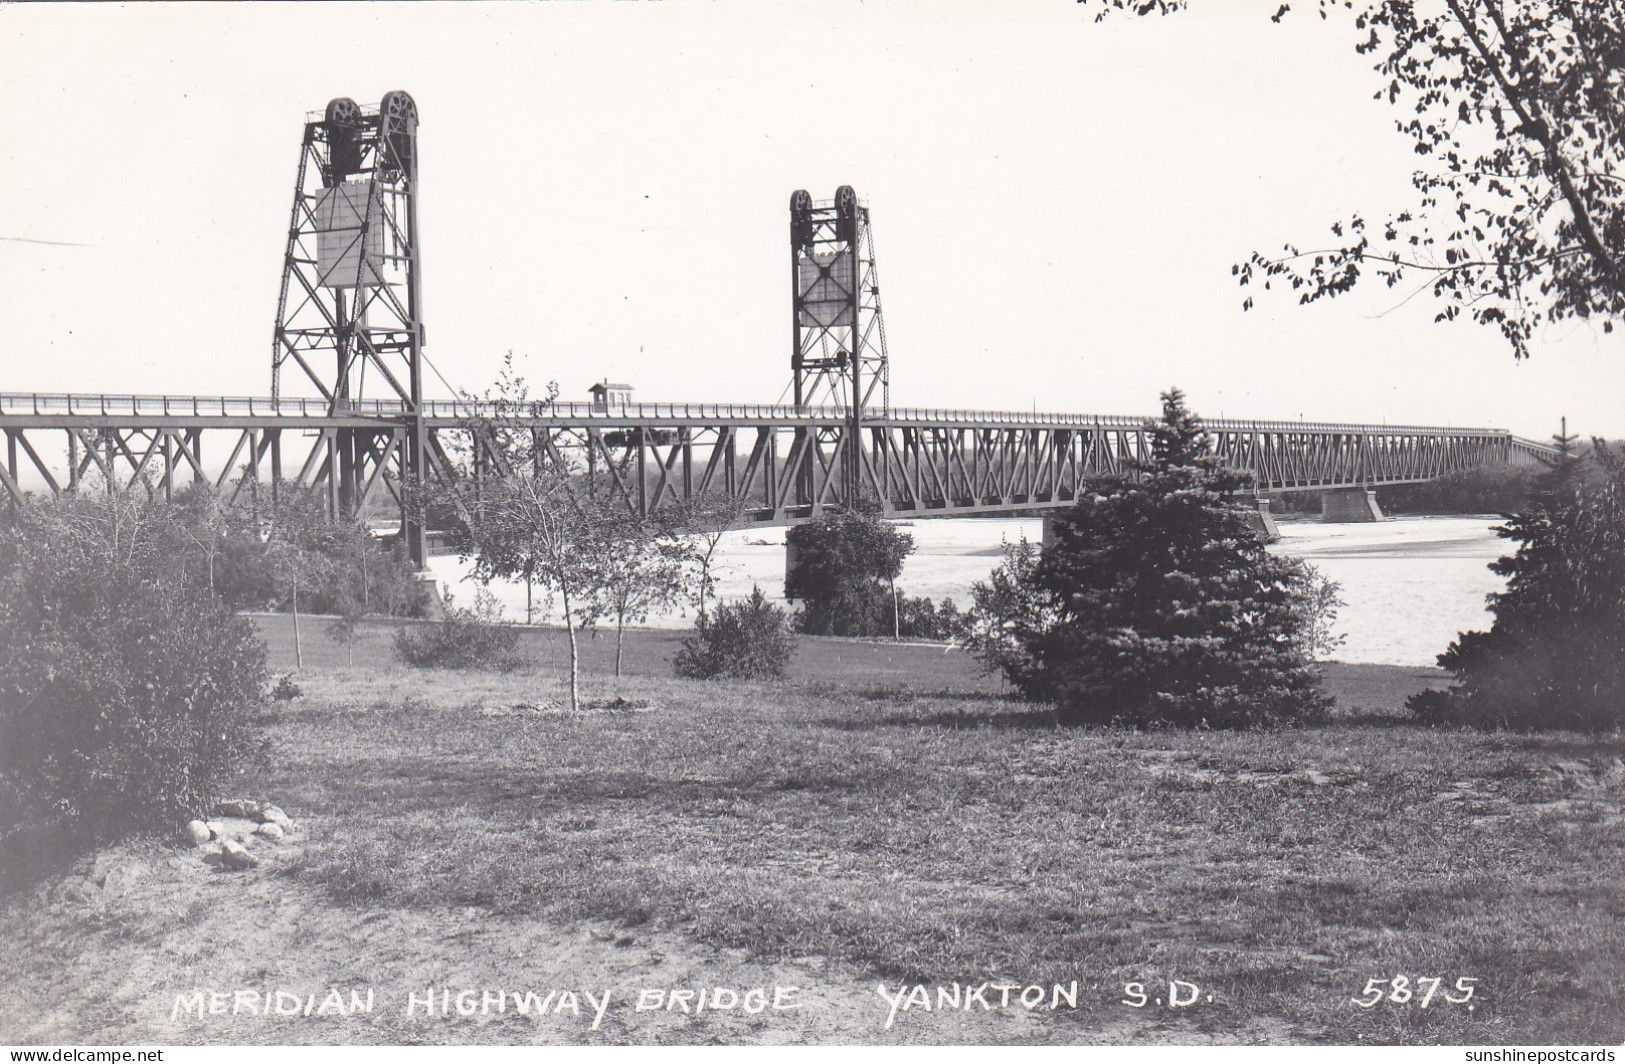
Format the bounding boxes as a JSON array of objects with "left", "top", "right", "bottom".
[{"left": 2, "top": 613, "right": 1622, "bottom": 1046}]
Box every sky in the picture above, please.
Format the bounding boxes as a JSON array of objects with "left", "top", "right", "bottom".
[{"left": 2, "top": 0, "right": 1621, "bottom": 441}]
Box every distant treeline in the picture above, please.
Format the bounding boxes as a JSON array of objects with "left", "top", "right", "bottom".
[{"left": 1266, "top": 465, "right": 1534, "bottom": 516}]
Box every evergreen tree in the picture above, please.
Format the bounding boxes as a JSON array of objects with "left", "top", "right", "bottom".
[
  {"left": 1410, "top": 430, "right": 1625, "bottom": 733},
  {"left": 1022, "top": 389, "right": 1338, "bottom": 728}
]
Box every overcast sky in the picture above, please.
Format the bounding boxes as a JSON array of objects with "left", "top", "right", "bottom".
[{"left": 2, "top": 0, "right": 1620, "bottom": 440}]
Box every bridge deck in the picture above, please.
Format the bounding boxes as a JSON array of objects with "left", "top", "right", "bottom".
[{"left": 0, "top": 392, "right": 1519, "bottom": 436}]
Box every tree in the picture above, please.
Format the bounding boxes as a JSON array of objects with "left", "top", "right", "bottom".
[
  {"left": 260, "top": 485, "right": 345, "bottom": 671},
  {"left": 1007, "top": 389, "right": 1338, "bottom": 727},
  {"left": 784, "top": 508, "right": 915, "bottom": 637},
  {"left": 1409, "top": 430, "right": 1625, "bottom": 732},
  {"left": 1087, "top": 0, "right": 1625, "bottom": 361},
  {"left": 443, "top": 355, "right": 637, "bottom": 710},
  {"left": 669, "top": 492, "right": 750, "bottom": 618},
  {"left": 171, "top": 482, "right": 232, "bottom": 597},
  {"left": 464, "top": 467, "right": 608, "bottom": 711},
  {"left": 587, "top": 502, "right": 689, "bottom": 677}
]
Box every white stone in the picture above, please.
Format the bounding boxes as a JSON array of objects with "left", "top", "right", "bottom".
[
  {"left": 184, "top": 820, "right": 211, "bottom": 846},
  {"left": 220, "top": 839, "right": 258, "bottom": 870},
  {"left": 216, "top": 799, "right": 262, "bottom": 819},
  {"left": 255, "top": 822, "right": 285, "bottom": 841}
]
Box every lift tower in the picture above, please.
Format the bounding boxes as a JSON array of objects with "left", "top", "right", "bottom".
[
  {"left": 271, "top": 91, "right": 427, "bottom": 565},
  {"left": 790, "top": 186, "right": 890, "bottom": 505}
]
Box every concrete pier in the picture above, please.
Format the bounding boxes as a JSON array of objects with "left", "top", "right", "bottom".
[
  {"left": 1247, "top": 495, "right": 1281, "bottom": 540},
  {"left": 1320, "top": 487, "right": 1384, "bottom": 523}
]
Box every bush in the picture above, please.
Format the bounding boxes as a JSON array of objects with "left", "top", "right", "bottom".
[
  {"left": 1408, "top": 437, "right": 1625, "bottom": 732},
  {"left": 964, "top": 390, "right": 1338, "bottom": 728},
  {"left": 957, "top": 536, "right": 1060, "bottom": 693},
  {"left": 674, "top": 586, "right": 795, "bottom": 680},
  {"left": 785, "top": 509, "right": 914, "bottom": 636},
  {"left": 393, "top": 589, "right": 523, "bottom": 671},
  {"left": 0, "top": 493, "right": 269, "bottom": 840},
  {"left": 172, "top": 482, "right": 430, "bottom": 618},
  {"left": 896, "top": 595, "right": 962, "bottom": 640}
]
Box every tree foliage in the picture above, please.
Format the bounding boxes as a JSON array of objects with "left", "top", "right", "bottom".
[
  {"left": 784, "top": 509, "right": 915, "bottom": 636},
  {"left": 1410, "top": 431, "right": 1625, "bottom": 731},
  {"left": 970, "top": 389, "right": 1339, "bottom": 727},
  {"left": 1087, "top": 0, "right": 1625, "bottom": 360},
  {"left": 0, "top": 492, "right": 268, "bottom": 839}
]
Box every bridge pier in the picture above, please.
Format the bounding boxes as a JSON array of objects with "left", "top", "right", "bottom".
[
  {"left": 1246, "top": 495, "right": 1280, "bottom": 541},
  {"left": 783, "top": 536, "right": 801, "bottom": 601},
  {"left": 1320, "top": 487, "right": 1384, "bottom": 523}
]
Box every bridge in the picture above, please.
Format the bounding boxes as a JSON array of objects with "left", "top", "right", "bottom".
[{"left": 0, "top": 92, "right": 1559, "bottom": 567}]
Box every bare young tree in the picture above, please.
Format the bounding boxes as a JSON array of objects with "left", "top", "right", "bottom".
[
  {"left": 587, "top": 502, "right": 689, "bottom": 677},
  {"left": 445, "top": 353, "right": 617, "bottom": 709},
  {"left": 464, "top": 465, "right": 608, "bottom": 711},
  {"left": 668, "top": 492, "right": 751, "bottom": 618}
]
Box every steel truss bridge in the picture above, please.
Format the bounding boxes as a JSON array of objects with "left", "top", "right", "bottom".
[
  {"left": 0, "top": 392, "right": 1556, "bottom": 529},
  {"left": 0, "top": 92, "right": 1561, "bottom": 566}
]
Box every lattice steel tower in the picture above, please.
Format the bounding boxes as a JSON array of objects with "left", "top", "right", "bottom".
[
  {"left": 790, "top": 186, "right": 889, "bottom": 504},
  {"left": 790, "top": 185, "right": 889, "bottom": 414},
  {"left": 271, "top": 91, "right": 426, "bottom": 565}
]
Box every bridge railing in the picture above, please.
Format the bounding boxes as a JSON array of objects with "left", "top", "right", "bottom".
[{"left": 0, "top": 391, "right": 1514, "bottom": 438}]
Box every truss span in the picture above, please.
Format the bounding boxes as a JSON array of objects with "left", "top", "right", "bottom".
[{"left": 0, "top": 392, "right": 1558, "bottom": 526}]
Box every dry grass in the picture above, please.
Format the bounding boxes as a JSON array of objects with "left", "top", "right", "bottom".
[
  {"left": 2, "top": 614, "right": 1621, "bottom": 1045},
  {"left": 256, "top": 617, "right": 1624, "bottom": 1044}
]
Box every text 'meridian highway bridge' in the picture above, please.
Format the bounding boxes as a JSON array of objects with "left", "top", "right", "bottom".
[{"left": 0, "top": 93, "right": 1559, "bottom": 568}]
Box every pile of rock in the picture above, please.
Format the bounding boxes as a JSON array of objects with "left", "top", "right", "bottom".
[{"left": 183, "top": 799, "right": 297, "bottom": 871}]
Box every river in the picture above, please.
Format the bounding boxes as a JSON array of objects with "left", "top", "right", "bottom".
[{"left": 425, "top": 514, "right": 1510, "bottom": 668}]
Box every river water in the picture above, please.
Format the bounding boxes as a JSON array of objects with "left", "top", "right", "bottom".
[{"left": 425, "top": 515, "right": 1509, "bottom": 668}]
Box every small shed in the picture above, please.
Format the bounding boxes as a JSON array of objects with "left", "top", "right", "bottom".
[{"left": 588, "top": 380, "right": 634, "bottom": 411}]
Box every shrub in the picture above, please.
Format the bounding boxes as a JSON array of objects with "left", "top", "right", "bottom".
[
  {"left": 393, "top": 589, "right": 524, "bottom": 671},
  {"left": 0, "top": 493, "right": 269, "bottom": 839},
  {"left": 171, "top": 482, "right": 430, "bottom": 618},
  {"left": 271, "top": 674, "right": 303, "bottom": 701},
  {"left": 1408, "top": 436, "right": 1625, "bottom": 732},
  {"left": 966, "top": 390, "right": 1338, "bottom": 728},
  {"left": 896, "top": 595, "right": 962, "bottom": 640},
  {"left": 674, "top": 586, "right": 795, "bottom": 680},
  {"left": 785, "top": 509, "right": 914, "bottom": 636},
  {"left": 958, "top": 536, "right": 1060, "bottom": 692}
]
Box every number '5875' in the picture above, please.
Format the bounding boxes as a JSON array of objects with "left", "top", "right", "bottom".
[{"left": 1352, "top": 976, "right": 1476, "bottom": 1008}]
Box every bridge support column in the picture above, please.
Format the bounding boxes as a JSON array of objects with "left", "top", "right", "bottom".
[
  {"left": 1320, "top": 487, "right": 1384, "bottom": 523},
  {"left": 1041, "top": 514, "right": 1065, "bottom": 548},
  {"left": 1246, "top": 495, "right": 1281, "bottom": 541},
  {"left": 783, "top": 536, "right": 801, "bottom": 601},
  {"left": 414, "top": 571, "right": 446, "bottom": 620}
]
